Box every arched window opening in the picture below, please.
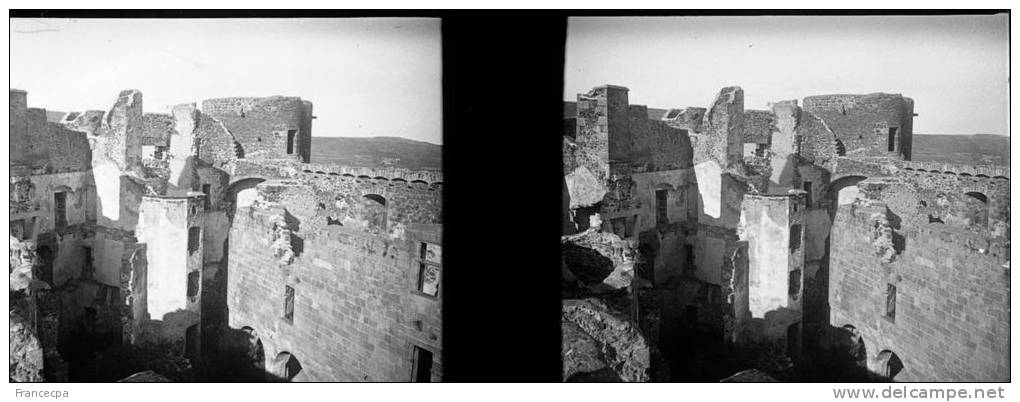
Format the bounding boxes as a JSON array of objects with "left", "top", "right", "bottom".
[
  {"left": 829, "top": 176, "right": 867, "bottom": 206},
  {"left": 361, "top": 194, "right": 388, "bottom": 231},
  {"left": 185, "top": 324, "right": 200, "bottom": 359},
  {"left": 875, "top": 350, "right": 904, "bottom": 380},
  {"left": 965, "top": 192, "right": 988, "bottom": 204},
  {"left": 274, "top": 352, "right": 302, "bottom": 382},
  {"left": 964, "top": 192, "right": 990, "bottom": 228}
]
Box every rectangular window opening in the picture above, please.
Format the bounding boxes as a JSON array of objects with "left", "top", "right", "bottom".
[
  {"left": 286, "top": 130, "right": 297, "bottom": 155},
  {"left": 201, "top": 184, "right": 211, "bottom": 210},
  {"left": 887, "top": 127, "right": 898, "bottom": 152},
  {"left": 802, "top": 181, "right": 812, "bottom": 207},
  {"left": 82, "top": 247, "right": 94, "bottom": 278},
  {"left": 284, "top": 285, "right": 295, "bottom": 323},
  {"left": 187, "top": 271, "right": 200, "bottom": 298},
  {"left": 54, "top": 192, "right": 67, "bottom": 228},
  {"left": 624, "top": 216, "right": 636, "bottom": 238},
  {"left": 788, "top": 269, "right": 802, "bottom": 297},
  {"left": 187, "top": 227, "right": 201, "bottom": 255},
  {"left": 655, "top": 189, "right": 669, "bottom": 225},
  {"left": 416, "top": 242, "right": 441, "bottom": 297},
  {"left": 886, "top": 284, "right": 897, "bottom": 322},
  {"left": 789, "top": 225, "right": 802, "bottom": 252},
  {"left": 412, "top": 346, "right": 433, "bottom": 382},
  {"left": 683, "top": 244, "right": 696, "bottom": 276}
]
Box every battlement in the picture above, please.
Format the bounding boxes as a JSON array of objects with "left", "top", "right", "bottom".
[
  {"left": 802, "top": 93, "right": 911, "bottom": 111},
  {"left": 897, "top": 161, "right": 1009, "bottom": 180},
  {"left": 200, "top": 96, "right": 306, "bottom": 117},
  {"left": 298, "top": 163, "right": 443, "bottom": 185}
]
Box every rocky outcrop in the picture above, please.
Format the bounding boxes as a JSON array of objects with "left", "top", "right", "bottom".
[
  {"left": 562, "top": 227, "right": 639, "bottom": 291},
  {"left": 118, "top": 370, "right": 172, "bottom": 382},
  {"left": 720, "top": 369, "right": 777, "bottom": 382},
  {"left": 10, "top": 312, "right": 45, "bottom": 382},
  {"left": 562, "top": 298, "right": 650, "bottom": 382}
]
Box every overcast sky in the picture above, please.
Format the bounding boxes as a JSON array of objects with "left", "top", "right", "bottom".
[
  {"left": 10, "top": 18, "right": 442, "bottom": 144},
  {"left": 565, "top": 15, "right": 1009, "bottom": 136}
]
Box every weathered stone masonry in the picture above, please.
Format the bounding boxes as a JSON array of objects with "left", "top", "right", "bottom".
[
  {"left": 563, "top": 83, "right": 1008, "bottom": 382},
  {"left": 10, "top": 88, "right": 442, "bottom": 382}
]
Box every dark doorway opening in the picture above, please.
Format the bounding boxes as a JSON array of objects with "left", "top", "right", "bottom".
[{"left": 413, "top": 346, "right": 434, "bottom": 382}]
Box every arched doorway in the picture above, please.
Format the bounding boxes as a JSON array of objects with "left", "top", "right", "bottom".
[
  {"left": 226, "top": 178, "right": 267, "bottom": 212},
  {"left": 828, "top": 176, "right": 867, "bottom": 207},
  {"left": 874, "top": 350, "right": 904, "bottom": 380},
  {"left": 841, "top": 325, "right": 867, "bottom": 369},
  {"left": 272, "top": 352, "right": 302, "bottom": 382},
  {"left": 239, "top": 327, "right": 265, "bottom": 381}
]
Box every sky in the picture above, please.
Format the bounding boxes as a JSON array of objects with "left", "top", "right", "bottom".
[
  {"left": 10, "top": 18, "right": 442, "bottom": 144},
  {"left": 565, "top": 15, "right": 1009, "bottom": 136}
]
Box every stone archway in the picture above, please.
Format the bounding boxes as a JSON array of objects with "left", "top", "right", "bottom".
[
  {"left": 238, "top": 326, "right": 265, "bottom": 381},
  {"left": 828, "top": 175, "right": 867, "bottom": 207},
  {"left": 271, "top": 351, "right": 302, "bottom": 382},
  {"left": 873, "top": 350, "right": 904, "bottom": 380},
  {"left": 225, "top": 177, "right": 267, "bottom": 213}
]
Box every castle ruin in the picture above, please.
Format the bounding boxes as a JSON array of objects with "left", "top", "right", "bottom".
[
  {"left": 562, "top": 85, "right": 1009, "bottom": 382},
  {"left": 9, "top": 89, "right": 443, "bottom": 382}
]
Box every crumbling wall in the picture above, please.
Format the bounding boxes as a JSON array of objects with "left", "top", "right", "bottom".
[
  {"left": 562, "top": 228, "right": 637, "bottom": 292},
  {"left": 829, "top": 201, "right": 1009, "bottom": 381},
  {"left": 10, "top": 90, "right": 92, "bottom": 174},
  {"left": 141, "top": 113, "right": 175, "bottom": 149},
  {"left": 10, "top": 312, "right": 45, "bottom": 382},
  {"left": 11, "top": 89, "right": 30, "bottom": 161},
  {"left": 735, "top": 192, "right": 806, "bottom": 347},
  {"left": 622, "top": 105, "right": 694, "bottom": 172},
  {"left": 572, "top": 85, "right": 630, "bottom": 182},
  {"left": 21, "top": 172, "right": 92, "bottom": 235},
  {"left": 195, "top": 112, "right": 245, "bottom": 168},
  {"left": 226, "top": 198, "right": 442, "bottom": 381},
  {"left": 768, "top": 100, "right": 800, "bottom": 192},
  {"left": 201, "top": 96, "right": 311, "bottom": 162},
  {"left": 743, "top": 109, "right": 774, "bottom": 147},
  {"left": 802, "top": 94, "right": 913, "bottom": 160},
  {"left": 562, "top": 298, "right": 651, "bottom": 382},
  {"left": 697, "top": 86, "right": 744, "bottom": 169},
  {"left": 135, "top": 195, "right": 204, "bottom": 346}
]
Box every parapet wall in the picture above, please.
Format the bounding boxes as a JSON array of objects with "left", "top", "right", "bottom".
[
  {"left": 232, "top": 160, "right": 443, "bottom": 229},
  {"left": 829, "top": 201, "right": 1009, "bottom": 381}
]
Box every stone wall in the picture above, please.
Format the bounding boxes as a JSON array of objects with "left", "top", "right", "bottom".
[
  {"left": 226, "top": 201, "right": 442, "bottom": 381},
  {"left": 135, "top": 194, "right": 205, "bottom": 349},
  {"left": 803, "top": 93, "right": 913, "bottom": 160},
  {"left": 573, "top": 86, "right": 628, "bottom": 182},
  {"left": 735, "top": 191, "right": 806, "bottom": 349},
  {"left": 10, "top": 90, "right": 92, "bottom": 174},
  {"left": 829, "top": 201, "right": 1009, "bottom": 381},
  {"left": 201, "top": 96, "right": 312, "bottom": 163},
  {"left": 697, "top": 86, "right": 744, "bottom": 169},
  {"left": 229, "top": 161, "right": 443, "bottom": 229}
]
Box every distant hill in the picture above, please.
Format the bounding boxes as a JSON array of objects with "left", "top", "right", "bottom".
[
  {"left": 911, "top": 134, "right": 1010, "bottom": 166},
  {"left": 310, "top": 136, "right": 442, "bottom": 171}
]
